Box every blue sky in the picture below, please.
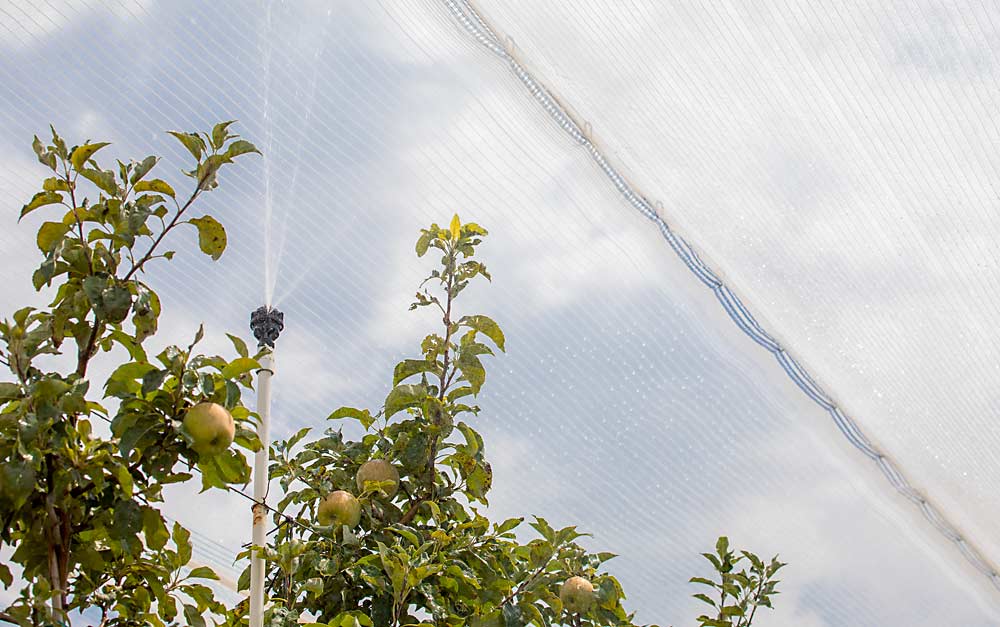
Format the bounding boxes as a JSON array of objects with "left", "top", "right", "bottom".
[{"left": 1, "top": 1, "right": 999, "bottom": 625}]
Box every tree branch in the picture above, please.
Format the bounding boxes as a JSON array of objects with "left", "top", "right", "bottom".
[
  {"left": 123, "top": 172, "right": 208, "bottom": 282},
  {"left": 501, "top": 551, "right": 554, "bottom": 607},
  {"left": 399, "top": 496, "right": 428, "bottom": 526},
  {"left": 76, "top": 318, "right": 102, "bottom": 378},
  {"left": 744, "top": 575, "right": 766, "bottom": 626}
]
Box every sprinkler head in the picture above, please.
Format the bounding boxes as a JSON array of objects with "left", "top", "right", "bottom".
[{"left": 250, "top": 306, "right": 284, "bottom": 348}]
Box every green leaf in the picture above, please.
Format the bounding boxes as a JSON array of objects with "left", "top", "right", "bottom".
[
  {"left": 36, "top": 221, "right": 70, "bottom": 252},
  {"left": 303, "top": 576, "right": 324, "bottom": 596},
  {"left": 224, "top": 139, "right": 260, "bottom": 159},
  {"left": 142, "top": 506, "right": 170, "bottom": 551},
  {"left": 457, "top": 352, "right": 485, "bottom": 395},
  {"left": 222, "top": 356, "right": 259, "bottom": 379},
  {"left": 187, "top": 566, "right": 220, "bottom": 581},
  {"left": 693, "top": 593, "right": 716, "bottom": 607},
  {"left": 447, "top": 386, "right": 474, "bottom": 402},
  {"left": 108, "top": 361, "right": 156, "bottom": 383},
  {"left": 400, "top": 431, "right": 429, "bottom": 472},
  {"left": 111, "top": 499, "right": 143, "bottom": 540},
  {"left": 457, "top": 422, "right": 481, "bottom": 456},
  {"left": 70, "top": 142, "right": 110, "bottom": 170},
  {"left": 702, "top": 552, "right": 722, "bottom": 570},
  {"left": 188, "top": 215, "right": 227, "bottom": 260},
  {"left": 0, "top": 382, "right": 21, "bottom": 401},
  {"left": 393, "top": 359, "right": 437, "bottom": 386},
  {"left": 134, "top": 178, "right": 175, "bottom": 197},
  {"left": 460, "top": 315, "right": 505, "bottom": 352},
  {"left": 716, "top": 536, "right": 730, "bottom": 556},
  {"left": 328, "top": 406, "right": 375, "bottom": 429},
  {"left": 384, "top": 384, "right": 426, "bottom": 419},
  {"left": 42, "top": 177, "right": 70, "bottom": 192},
  {"left": 173, "top": 522, "right": 193, "bottom": 565},
  {"left": 20, "top": 191, "right": 63, "bottom": 220},
  {"left": 0, "top": 460, "right": 36, "bottom": 509},
  {"left": 415, "top": 231, "right": 432, "bottom": 257},
  {"left": 83, "top": 277, "right": 133, "bottom": 323},
  {"left": 141, "top": 368, "right": 168, "bottom": 395},
  {"left": 495, "top": 517, "right": 523, "bottom": 534},
  {"left": 183, "top": 604, "right": 206, "bottom": 627},
  {"left": 501, "top": 603, "right": 523, "bottom": 627},
  {"left": 465, "top": 461, "right": 492, "bottom": 502},
  {"left": 32, "top": 135, "right": 57, "bottom": 170},
  {"left": 130, "top": 155, "right": 158, "bottom": 184},
  {"left": 464, "top": 222, "right": 487, "bottom": 235},
  {"left": 211, "top": 121, "right": 236, "bottom": 150},
  {"left": 227, "top": 333, "right": 249, "bottom": 358},
  {"left": 79, "top": 168, "right": 117, "bottom": 195},
  {"left": 596, "top": 578, "right": 620, "bottom": 610},
  {"left": 198, "top": 449, "right": 250, "bottom": 490},
  {"left": 168, "top": 131, "right": 205, "bottom": 161},
  {"left": 387, "top": 526, "right": 421, "bottom": 547}
]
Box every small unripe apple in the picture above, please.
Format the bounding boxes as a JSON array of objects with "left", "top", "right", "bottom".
[
  {"left": 317, "top": 490, "right": 361, "bottom": 528},
  {"left": 356, "top": 459, "right": 399, "bottom": 498},
  {"left": 560, "top": 576, "right": 595, "bottom": 614},
  {"left": 182, "top": 402, "right": 235, "bottom": 456}
]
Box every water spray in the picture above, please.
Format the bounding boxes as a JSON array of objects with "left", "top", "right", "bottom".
[{"left": 248, "top": 306, "right": 283, "bottom": 627}]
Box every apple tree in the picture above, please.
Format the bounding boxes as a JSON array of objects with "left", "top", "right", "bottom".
[
  {"left": 0, "top": 124, "right": 263, "bottom": 626},
  {"left": 246, "top": 217, "right": 784, "bottom": 627}
]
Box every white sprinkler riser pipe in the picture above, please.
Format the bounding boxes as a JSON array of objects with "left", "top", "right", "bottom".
[{"left": 249, "top": 351, "right": 274, "bottom": 627}]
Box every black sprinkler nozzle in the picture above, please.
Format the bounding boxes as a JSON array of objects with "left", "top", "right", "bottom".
[{"left": 250, "top": 306, "right": 284, "bottom": 348}]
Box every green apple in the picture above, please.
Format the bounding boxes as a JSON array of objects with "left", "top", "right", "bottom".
[
  {"left": 317, "top": 490, "right": 361, "bottom": 528},
  {"left": 560, "top": 576, "right": 594, "bottom": 614},
  {"left": 356, "top": 459, "right": 399, "bottom": 498},
  {"left": 182, "top": 402, "right": 235, "bottom": 456}
]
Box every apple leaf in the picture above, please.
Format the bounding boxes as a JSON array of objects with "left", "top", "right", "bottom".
[
  {"left": 189, "top": 215, "right": 227, "bottom": 260},
  {"left": 383, "top": 384, "right": 426, "bottom": 419},
  {"left": 70, "top": 142, "right": 110, "bottom": 170}
]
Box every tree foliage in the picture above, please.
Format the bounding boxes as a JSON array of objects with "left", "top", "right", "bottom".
[
  {"left": 689, "top": 537, "right": 784, "bottom": 627},
  {"left": 0, "top": 125, "right": 786, "bottom": 627},
  {"left": 0, "top": 123, "right": 261, "bottom": 625},
  {"left": 249, "top": 217, "right": 785, "bottom": 627}
]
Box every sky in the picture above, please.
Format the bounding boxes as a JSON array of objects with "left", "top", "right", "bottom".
[{"left": 1, "top": 1, "right": 999, "bottom": 625}]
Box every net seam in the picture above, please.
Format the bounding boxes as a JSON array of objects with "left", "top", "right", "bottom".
[{"left": 441, "top": 0, "right": 1000, "bottom": 591}]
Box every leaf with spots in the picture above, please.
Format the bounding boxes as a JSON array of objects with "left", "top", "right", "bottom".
[{"left": 189, "top": 215, "right": 227, "bottom": 260}]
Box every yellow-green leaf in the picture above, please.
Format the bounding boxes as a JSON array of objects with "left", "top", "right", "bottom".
[
  {"left": 459, "top": 315, "right": 505, "bottom": 352},
  {"left": 36, "top": 221, "right": 70, "bottom": 252},
  {"left": 20, "top": 191, "right": 63, "bottom": 220},
  {"left": 450, "top": 214, "right": 461, "bottom": 241},
  {"left": 167, "top": 131, "right": 205, "bottom": 161},
  {"left": 134, "top": 178, "right": 175, "bottom": 197},
  {"left": 224, "top": 139, "right": 259, "bottom": 159},
  {"left": 188, "top": 215, "right": 227, "bottom": 260},
  {"left": 384, "top": 384, "right": 426, "bottom": 418},
  {"left": 70, "top": 142, "right": 110, "bottom": 170},
  {"left": 79, "top": 168, "right": 117, "bottom": 195},
  {"left": 221, "top": 357, "right": 259, "bottom": 379},
  {"left": 42, "top": 177, "right": 70, "bottom": 192}
]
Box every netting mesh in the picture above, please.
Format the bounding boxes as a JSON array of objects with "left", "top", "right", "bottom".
[{"left": 1, "top": 1, "right": 999, "bottom": 624}]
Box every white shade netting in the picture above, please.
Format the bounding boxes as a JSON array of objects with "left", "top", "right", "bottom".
[{"left": 1, "top": 1, "right": 998, "bottom": 625}]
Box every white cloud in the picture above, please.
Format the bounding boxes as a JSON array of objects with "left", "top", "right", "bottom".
[{"left": 3, "top": 1, "right": 1000, "bottom": 624}]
